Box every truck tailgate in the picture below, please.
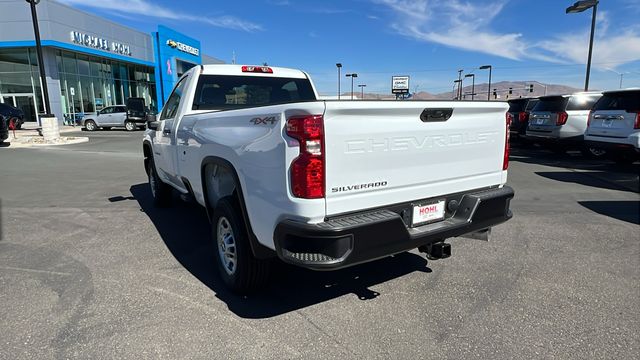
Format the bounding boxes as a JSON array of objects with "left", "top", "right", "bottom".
[{"left": 323, "top": 101, "right": 509, "bottom": 216}]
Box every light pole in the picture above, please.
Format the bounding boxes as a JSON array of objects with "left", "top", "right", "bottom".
[
  {"left": 453, "top": 80, "right": 461, "bottom": 100},
  {"left": 26, "top": 0, "right": 51, "bottom": 120},
  {"left": 566, "top": 0, "right": 599, "bottom": 91},
  {"left": 479, "top": 65, "right": 492, "bottom": 100},
  {"left": 457, "top": 69, "right": 464, "bottom": 100},
  {"left": 336, "top": 63, "right": 342, "bottom": 99},
  {"left": 607, "top": 69, "right": 627, "bottom": 89},
  {"left": 358, "top": 84, "right": 366, "bottom": 99},
  {"left": 346, "top": 73, "right": 358, "bottom": 100},
  {"left": 465, "top": 73, "right": 475, "bottom": 100}
]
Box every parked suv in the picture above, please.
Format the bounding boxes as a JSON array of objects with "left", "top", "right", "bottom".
[
  {"left": 526, "top": 92, "right": 602, "bottom": 156},
  {"left": 0, "top": 102, "right": 25, "bottom": 130},
  {"left": 585, "top": 88, "right": 640, "bottom": 164},
  {"left": 82, "top": 105, "right": 139, "bottom": 131},
  {"left": 125, "top": 97, "right": 149, "bottom": 125},
  {"left": 507, "top": 98, "right": 538, "bottom": 139}
]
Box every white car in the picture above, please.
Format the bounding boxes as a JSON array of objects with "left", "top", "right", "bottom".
[
  {"left": 82, "top": 105, "right": 138, "bottom": 131},
  {"left": 143, "top": 64, "right": 514, "bottom": 293},
  {"left": 585, "top": 88, "right": 640, "bottom": 164},
  {"left": 526, "top": 92, "right": 603, "bottom": 156}
]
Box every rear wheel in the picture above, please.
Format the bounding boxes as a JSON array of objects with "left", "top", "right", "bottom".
[
  {"left": 147, "top": 156, "right": 172, "bottom": 207},
  {"left": 84, "top": 120, "right": 97, "bottom": 131},
  {"left": 212, "top": 197, "right": 271, "bottom": 294},
  {"left": 581, "top": 145, "right": 606, "bottom": 158},
  {"left": 125, "top": 120, "right": 136, "bottom": 131}
]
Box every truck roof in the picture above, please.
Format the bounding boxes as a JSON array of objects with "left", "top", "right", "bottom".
[{"left": 200, "top": 64, "right": 309, "bottom": 79}]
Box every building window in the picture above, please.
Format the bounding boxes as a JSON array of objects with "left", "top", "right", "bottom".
[{"left": 55, "top": 50, "right": 157, "bottom": 117}]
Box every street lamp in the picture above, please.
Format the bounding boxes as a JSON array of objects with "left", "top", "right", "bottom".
[
  {"left": 607, "top": 69, "right": 627, "bottom": 89},
  {"left": 464, "top": 73, "right": 475, "bottom": 100},
  {"left": 336, "top": 63, "right": 342, "bottom": 99},
  {"left": 479, "top": 65, "right": 492, "bottom": 101},
  {"left": 457, "top": 69, "right": 464, "bottom": 100},
  {"left": 358, "top": 84, "right": 366, "bottom": 99},
  {"left": 453, "top": 80, "right": 462, "bottom": 100},
  {"left": 566, "top": 0, "right": 599, "bottom": 91},
  {"left": 26, "top": 0, "right": 52, "bottom": 121},
  {"left": 346, "top": 73, "right": 358, "bottom": 100}
]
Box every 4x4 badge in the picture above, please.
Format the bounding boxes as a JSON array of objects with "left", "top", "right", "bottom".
[{"left": 250, "top": 116, "right": 277, "bottom": 125}]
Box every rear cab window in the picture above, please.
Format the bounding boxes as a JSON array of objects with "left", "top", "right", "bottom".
[
  {"left": 192, "top": 75, "right": 316, "bottom": 111},
  {"left": 507, "top": 99, "right": 528, "bottom": 112},
  {"left": 566, "top": 94, "right": 601, "bottom": 111},
  {"left": 593, "top": 91, "right": 640, "bottom": 112},
  {"left": 532, "top": 96, "right": 568, "bottom": 112}
]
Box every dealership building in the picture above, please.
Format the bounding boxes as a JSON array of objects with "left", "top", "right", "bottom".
[{"left": 0, "top": 0, "right": 223, "bottom": 125}]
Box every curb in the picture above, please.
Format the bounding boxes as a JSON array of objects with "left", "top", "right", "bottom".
[{"left": 2, "top": 136, "right": 89, "bottom": 148}]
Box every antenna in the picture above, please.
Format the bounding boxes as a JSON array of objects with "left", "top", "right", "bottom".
[{"left": 232, "top": 51, "right": 236, "bottom": 64}]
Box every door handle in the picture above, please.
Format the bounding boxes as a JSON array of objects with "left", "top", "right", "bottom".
[
  {"left": 163, "top": 128, "right": 171, "bottom": 135},
  {"left": 593, "top": 114, "right": 605, "bottom": 119},
  {"left": 420, "top": 108, "right": 453, "bottom": 122}
]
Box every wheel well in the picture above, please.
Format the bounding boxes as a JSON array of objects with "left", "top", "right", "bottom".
[
  {"left": 200, "top": 157, "right": 276, "bottom": 259},
  {"left": 143, "top": 141, "right": 152, "bottom": 175},
  {"left": 202, "top": 163, "right": 237, "bottom": 213}
]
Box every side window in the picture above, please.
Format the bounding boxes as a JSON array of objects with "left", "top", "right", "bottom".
[
  {"left": 160, "top": 76, "right": 188, "bottom": 120},
  {"left": 116, "top": 106, "right": 127, "bottom": 113},
  {"left": 101, "top": 107, "right": 113, "bottom": 114}
]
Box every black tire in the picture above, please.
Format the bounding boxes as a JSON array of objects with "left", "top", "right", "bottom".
[
  {"left": 212, "top": 197, "right": 271, "bottom": 294},
  {"left": 125, "top": 120, "right": 136, "bottom": 131},
  {"left": 84, "top": 120, "right": 97, "bottom": 131},
  {"left": 581, "top": 145, "right": 606, "bottom": 159},
  {"left": 147, "top": 156, "right": 172, "bottom": 207}
]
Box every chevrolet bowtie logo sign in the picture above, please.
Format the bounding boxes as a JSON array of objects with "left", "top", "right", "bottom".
[{"left": 166, "top": 39, "right": 199, "bottom": 56}]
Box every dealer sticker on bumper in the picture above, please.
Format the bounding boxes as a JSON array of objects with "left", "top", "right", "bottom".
[{"left": 412, "top": 200, "right": 446, "bottom": 227}]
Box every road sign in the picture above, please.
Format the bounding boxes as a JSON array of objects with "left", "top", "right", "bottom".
[{"left": 392, "top": 76, "right": 410, "bottom": 94}]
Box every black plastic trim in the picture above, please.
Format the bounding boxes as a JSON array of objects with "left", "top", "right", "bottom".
[
  {"left": 274, "top": 186, "right": 515, "bottom": 270},
  {"left": 200, "top": 156, "right": 276, "bottom": 259}
]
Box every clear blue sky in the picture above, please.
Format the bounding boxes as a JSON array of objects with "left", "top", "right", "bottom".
[{"left": 59, "top": 0, "right": 640, "bottom": 96}]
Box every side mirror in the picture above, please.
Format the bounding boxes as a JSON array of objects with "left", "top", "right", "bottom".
[{"left": 146, "top": 120, "right": 159, "bottom": 131}]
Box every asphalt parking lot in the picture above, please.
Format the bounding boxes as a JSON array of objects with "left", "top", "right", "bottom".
[{"left": 1, "top": 130, "right": 638, "bottom": 359}]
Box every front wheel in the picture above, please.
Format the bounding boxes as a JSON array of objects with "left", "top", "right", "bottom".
[
  {"left": 147, "top": 156, "right": 172, "bottom": 207},
  {"left": 84, "top": 120, "right": 97, "bottom": 131},
  {"left": 212, "top": 197, "right": 271, "bottom": 294},
  {"left": 124, "top": 120, "right": 136, "bottom": 131}
]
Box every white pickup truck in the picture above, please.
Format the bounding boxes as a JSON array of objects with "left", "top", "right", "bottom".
[{"left": 143, "top": 64, "right": 514, "bottom": 293}]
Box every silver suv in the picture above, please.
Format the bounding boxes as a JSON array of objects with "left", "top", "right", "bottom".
[
  {"left": 584, "top": 89, "right": 640, "bottom": 164},
  {"left": 82, "top": 105, "right": 139, "bottom": 131},
  {"left": 526, "top": 92, "right": 602, "bottom": 155}
]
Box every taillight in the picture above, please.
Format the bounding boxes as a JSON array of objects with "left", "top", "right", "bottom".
[
  {"left": 634, "top": 112, "right": 640, "bottom": 129},
  {"left": 506, "top": 112, "right": 514, "bottom": 127},
  {"left": 587, "top": 110, "right": 593, "bottom": 127},
  {"left": 504, "top": 112, "right": 510, "bottom": 170},
  {"left": 241, "top": 65, "right": 273, "bottom": 73},
  {"left": 286, "top": 115, "right": 325, "bottom": 198},
  {"left": 556, "top": 111, "right": 568, "bottom": 126},
  {"left": 518, "top": 111, "right": 528, "bottom": 123}
]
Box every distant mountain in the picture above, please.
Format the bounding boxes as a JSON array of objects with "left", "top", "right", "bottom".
[
  {"left": 340, "top": 81, "right": 584, "bottom": 100},
  {"left": 434, "top": 81, "right": 584, "bottom": 100}
]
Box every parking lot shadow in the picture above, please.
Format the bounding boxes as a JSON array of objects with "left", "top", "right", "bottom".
[
  {"left": 510, "top": 144, "right": 639, "bottom": 175},
  {"left": 535, "top": 171, "right": 639, "bottom": 193},
  {"left": 578, "top": 201, "right": 640, "bottom": 225},
  {"left": 129, "top": 183, "right": 432, "bottom": 319}
]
